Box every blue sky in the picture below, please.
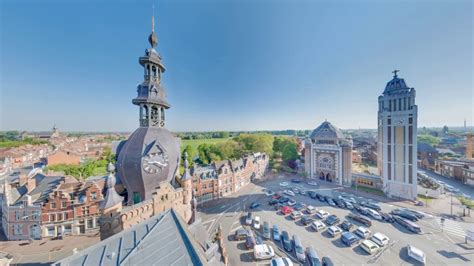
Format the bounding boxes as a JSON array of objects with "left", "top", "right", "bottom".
[{"left": 1, "top": 0, "right": 472, "bottom": 132}]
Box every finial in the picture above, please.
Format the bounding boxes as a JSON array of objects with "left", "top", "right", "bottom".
[
  {"left": 184, "top": 152, "right": 189, "bottom": 169},
  {"left": 392, "top": 69, "right": 400, "bottom": 78},
  {"left": 152, "top": 4, "right": 155, "bottom": 32}
]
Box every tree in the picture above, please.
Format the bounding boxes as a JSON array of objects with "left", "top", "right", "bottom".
[
  {"left": 282, "top": 141, "right": 298, "bottom": 161},
  {"left": 418, "top": 135, "right": 441, "bottom": 146},
  {"left": 182, "top": 144, "right": 196, "bottom": 165}
]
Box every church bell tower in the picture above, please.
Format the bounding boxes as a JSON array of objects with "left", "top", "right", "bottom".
[{"left": 133, "top": 14, "right": 170, "bottom": 128}]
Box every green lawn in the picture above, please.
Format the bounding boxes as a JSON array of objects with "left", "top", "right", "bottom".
[
  {"left": 180, "top": 138, "right": 230, "bottom": 152},
  {"left": 351, "top": 185, "right": 385, "bottom": 197}
]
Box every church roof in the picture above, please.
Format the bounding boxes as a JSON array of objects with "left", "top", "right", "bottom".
[
  {"left": 383, "top": 73, "right": 412, "bottom": 95},
  {"left": 54, "top": 209, "right": 206, "bottom": 266},
  {"left": 310, "top": 121, "right": 345, "bottom": 140}
]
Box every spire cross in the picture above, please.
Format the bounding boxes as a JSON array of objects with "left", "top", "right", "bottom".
[{"left": 392, "top": 69, "right": 400, "bottom": 77}]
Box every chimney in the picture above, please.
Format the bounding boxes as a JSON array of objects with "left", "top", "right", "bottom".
[{"left": 26, "top": 195, "right": 32, "bottom": 206}]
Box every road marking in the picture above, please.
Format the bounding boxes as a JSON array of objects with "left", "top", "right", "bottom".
[{"left": 436, "top": 217, "right": 466, "bottom": 239}]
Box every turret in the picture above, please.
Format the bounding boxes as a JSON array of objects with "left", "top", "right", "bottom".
[{"left": 181, "top": 152, "right": 192, "bottom": 205}]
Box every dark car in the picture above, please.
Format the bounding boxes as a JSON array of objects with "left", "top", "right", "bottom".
[
  {"left": 403, "top": 209, "right": 425, "bottom": 219},
  {"left": 326, "top": 198, "right": 336, "bottom": 206},
  {"left": 279, "top": 197, "right": 290, "bottom": 203},
  {"left": 347, "top": 214, "right": 372, "bottom": 227},
  {"left": 334, "top": 199, "right": 346, "bottom": 208},
  {"left": 291, "top": 178, "right": 302, "bottom": 183},
  {"left": 353, "top": 203, "right": 363, "bottom": 212},
  {"left": 263, "top": 221, "right": 271, "bottom": 239},
  {"left": 340, "top": 220, "right": 353, "bottom": 231},
  {"left": 322, "top": 256, "right": 335, "bottom": 266},
  {"left": 341, "top": 231, "right": 359, "bottom": 247},
  {"left": 380, "top": 212, "right": 395, "bottom": 223},
  {"left": 390, "top": 209, "right": 419, "bottom": 222},
  {"left": 306, "top": 246, "right": 322, "bottom": 266},
  {"left": 316, "top": 194, "right": 325, "bottom": 202},
  {"left": 273, "top": 193, "right": 282, "bottom": 200},
  {"left": 294, "top": 203, "right": 306, "bottom": 211},
  {"left": 309, "top": 191, "right": 318, "bottom": 199},
  {"left": 269, "top": 199, "right": 279, "bottom": 205},
  {"left": 325, "top": 215, "right": 340, "bottom": 226},
  {"left": 301, "top": 215, "right": 314, "bottom": 226},
  {"left": 250, "top": 202, "right": 260, "bottom": 209},
  {"left": 274, "top": 203, "right": 285, "bottom": 210},
  {"left": 281, "top": 231, "right": 293, "bottom": 252},
  {"left": 361, "top": 201, "right": 381, "bottom": 211},
  {"left": 245, "top": 233, "right": 256, "bottom": 249},
  {"left": 256, "top": 235, "right": 263, "bottom": 245},
  {"left": 234, "top": 228, "right": 249, "bottom": 240}
]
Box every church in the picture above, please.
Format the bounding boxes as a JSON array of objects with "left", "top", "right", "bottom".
[{"left": 304, "top": 121, "right": 353, "bottom": 186}]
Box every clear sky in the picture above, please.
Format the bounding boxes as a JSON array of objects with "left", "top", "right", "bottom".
[{"left": 1, "top": 0, "right": 472, "bottom": 132}]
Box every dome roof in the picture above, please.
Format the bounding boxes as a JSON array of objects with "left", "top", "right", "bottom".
[
  {"left": 310, "top": 121, "right": 345, "bottom": 140},
  {"left": 383, "top": 76, "right": 410, "bottom": 94},
  {"left": 116, "top": 127, "right": 180, "bottom": 204}
]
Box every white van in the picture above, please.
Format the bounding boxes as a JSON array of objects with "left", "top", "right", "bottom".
[
  {"left": 254, "top": 244, "right": 275, "bottom": 260},
  {"left": 371, "top": 232, "right": 389, "bottom": 247},
  {"left": 366, "top": 208, "right": 382, "bottom": 220},
  {"left": 360, "top": 240, "right": 379, "bottom": 255},
  {"left": 254, "top": 216, "right": 261, "bottom": 230},
  {"left": 355, "top": 226, "right": 371, "bottom": 239}
]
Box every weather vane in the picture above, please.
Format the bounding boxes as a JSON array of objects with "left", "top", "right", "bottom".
[{"left": 392, "top": 69, "right": 400, "bottom": 77}]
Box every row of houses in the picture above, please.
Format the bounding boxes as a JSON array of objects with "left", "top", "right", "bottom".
[
  {"left": 1, "top": 169, "right": 105, "bottom": 241},
  {"left": 191, "top": 152, "right": 269, "bottom": 204}
]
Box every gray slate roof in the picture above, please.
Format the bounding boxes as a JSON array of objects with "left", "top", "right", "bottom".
[
  {"left": 14, "top": 174, "right": 63, "bottom": 205},
  {"left": 54, "top": 209, "right": 205, "bottom": 266},
  {"left": 310, "top": 121, "right": 345, "bottom": 140}
]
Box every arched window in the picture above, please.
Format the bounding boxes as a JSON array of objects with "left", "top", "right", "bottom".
[{"left": 160, "top": 107, "right": 165, "bottom": 121}]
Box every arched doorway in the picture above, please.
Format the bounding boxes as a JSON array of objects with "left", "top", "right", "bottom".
[
  {"left": 319, "top": 172, "right": 325, "bottom": 180},
  {"left": 326, "top": 173, "right": 331, "bottom": 182}
]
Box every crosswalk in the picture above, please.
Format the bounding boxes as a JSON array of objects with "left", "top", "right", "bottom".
[{"left": 436, "top": 217, "right": 467, "bottom": 239}]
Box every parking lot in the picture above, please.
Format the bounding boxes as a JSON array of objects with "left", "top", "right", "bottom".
[{"left": 199, "top": 177, "right": 473, "bottom": 265}]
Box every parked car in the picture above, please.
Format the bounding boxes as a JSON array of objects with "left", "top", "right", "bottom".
[
  {"left": 322, "top": 256, "right": 334, "bottom": 266},
  {"left": 288, "top": 199, "right": 297, "bottom": 206},
  {"left": 246, "top": 233, "right": 257, "bottom": 249},
  {"left": 366, "top": 208, "right": 382, "bottom": 220},
  {"left": 263, "top": 222, "right": 271, "bottom": 239},
  {"left": 371, "top": 232, "right": 389, "bottom": 247},
  {"left": 309, "top": 191, "right": 318, "bottom": 199},
  {"left": 334, "top": 199, "right": 345, "bottom": 208},
  {"left": 301, "top": 215, "right": 314, "bottom": 226},
  {"left": 391, "top": 209, "right": 419, "bottom": 222},
  {"left": 393, "top": 216, "right": 422, "bottom": 233},
  {"left": 284, "top": 190, "right": 296, "bottom": 197},
  {"left": 326, "top": 198, "right": 336, "bottom": 206},
  {"left": 281, "top": 206, "right": 293, "bottom": 215},
  {"left": 306, "top": 205, "right": 317, "bottom": 214},
  {"left": 361, "top": 201, "right": 382, "bottom": 211},
  {"left": 316, "top": 210, "right": 330, "bottom": 219},
  {"left": 402, "top": 208, "right": 425, "bottom": 219},
  {"left": 380, "top": 212, "right": 395, "bottom": 223},
  {"left": 327, "top": 226, "right": 343, "bottom": 237},
  {"left": 291, "top": 178, "right": 302, "bottom": 183},
  {"left": 274, "top": 203, "right": 285, "bottom": 210},
  {"left": 279, "top": 197, "right": 290, "bottom": 204},
  {"left": 234, "top": 228, "right": 249, "bottom": 240},
  {"left": 316, "top": 194, "right": 325, "bottom": 201},
  {"left": 254, "top": 216, "right": 261, "bottom": 230},
  {"left": 308, "top": 181, "right": 318, "bottom": 186},
  {"left": 348, "top": 213, "right": 372, "bottom": 227},
  {"left": 355, "top": 226, "right": 371, "bottom": 239},
  {"left": 256, "top": 235, "right": 263, "bottom": 245},
  {"left": 273, "top": 224, "right": 281, "bottom": 241},
  {"left": 325, "top": 215, "right": 340, "bottom": 226},
  {"left": 254, "top": 244, "right": 275, "bottom": 260},
  {"left": 294, "top": 202, "right": 306, "bottom": 211},
  {"left": 291, "top": 211, "right": 302, "bottom": 220},
  {"left": 245, "top": 212, "right": 253, "bottom": 225},
  {"left": 271, "top": 257, "right": 294, "bottom": 266},
  {"left": 406, "top": 245, "right": 426, "bottom": 264},
  {"left": 306, "top": 246, "right": 321, "bottom": 266},
  {"left": 340, "top": 220, "right": 353, "bottom": 231},
  {"left": 360, "top": 240, "right": 379, "bottom": 255},
  {"left": 250, "top": 202, "right": 260, "bottom": 209},
  {"left": 265, "top": 190, "right": 275, "bottom": 197},
  {"left": 280, "top": 182, "right": 289, "bottom": 187},
  {"left": 311, "top": 221, "right": 326, "bottom": 232},
  {"left": 341, "top": 231, "right": 359, "bottom": 247},
  {"left": 269, "top": 199, "right": 279, "bottom": 205},
  {"left": 300, "top": 190, "right": 306, "bottom": 195},
  {"left": 273, "top": 193, "right": 282, "bottom": 200},
  {"left": 293, "top": 235, "right": 306, "bottom": 262},
  {"left": 343, "top": 201, "right": 354, "bottom": 210},
  {"left": 281, "top": 231, "right": 293, "bottom": 252}
]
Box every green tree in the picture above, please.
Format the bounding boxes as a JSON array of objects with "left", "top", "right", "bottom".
[
  {"left": 418, "top": 135, "right": 441, "bottom": 146},
  {"left": 282, "top": 141, "right": 299, "bottom": 161}
]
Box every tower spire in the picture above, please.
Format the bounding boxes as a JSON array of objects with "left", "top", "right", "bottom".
[
  {"left": 148, "top": 4, "right": 158, "bottom": 48},
  {"left": 152, "top": 4, "right": 155, "bottom": 32}
]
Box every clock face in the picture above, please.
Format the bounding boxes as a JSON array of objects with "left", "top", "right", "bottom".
[{"left": 142, "top": 150, "right": 169, "bottom": 174}]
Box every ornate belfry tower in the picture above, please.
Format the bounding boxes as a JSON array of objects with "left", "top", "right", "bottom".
[
  {"left": 133, "top": 15, "right": 169, "bottom": 128},
  {"left": 115, "top": 12, "right": 180, "bottom": 205}
]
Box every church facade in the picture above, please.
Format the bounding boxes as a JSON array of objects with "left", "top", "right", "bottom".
[
  {"left": 304, "top": 121, "right": 353, "bottom": 187},
  {"left": 98, "top": 15, "right": 193, "bottom": 240}
]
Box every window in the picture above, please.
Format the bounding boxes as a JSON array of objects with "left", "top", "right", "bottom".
[
  {"left": 50, "top": 214, "right": 55, "bottom": 222},
  {"left": 82, "top": 206, "right": 90, "bottom": 216},
  {"left": 32, "top": 211, "right": 40, "bottom": 221},
  {"left": 61, "top": 202, "right": 67, "bottom": 209},
  {"left": 13, "top": 224, "right": 22, "bottom": 235},
  {"left": 51, "top": 202, "right": 56, "bottom": 209},
  {"left": 91, "top": 192, "right": 97, "bottom": 200},
  {"left": 15, "top": 211, "right": 21, "bottom": 221},
  {"left": 64, "top": 212, "right": 69, "bottom": 220},
  {"left": 23, "top": 211, "right": 28, "bottom": 220},
  {"left": 57, "top": 213, "right": 63, "bottom": 221}
]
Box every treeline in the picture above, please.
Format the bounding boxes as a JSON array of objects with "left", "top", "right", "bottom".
[
  {"left": 181, "top": 134, "right": 300, "bottom": 167},
  {"left": 0, "top": 131, "right": 48, "bottom": 148},
  {"left": 177, "top": 130, "right": 310, "bottom": 140}
]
